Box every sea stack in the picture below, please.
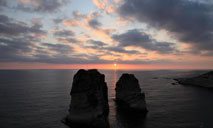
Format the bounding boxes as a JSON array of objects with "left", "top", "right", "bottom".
[
  {"left": 175, "top": 71, "right": 213, "bottom": 89},
  {"left": 115, "top": 74, "right": 148, "bottom": 113},
  {"left": 64, "top": 69, "right": 109, "bottom": 128}
]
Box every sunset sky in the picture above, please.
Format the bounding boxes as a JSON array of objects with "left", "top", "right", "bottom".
[{"left": 0, "top": 0, "right": 213, "bottom": 69}]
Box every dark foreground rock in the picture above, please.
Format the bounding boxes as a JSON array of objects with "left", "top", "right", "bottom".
[
  {"left": 115, "top": 74, "right": 148, "bottom": 113},
  {"left": 174, "top": 71, "right": 213, "bottom": 89},
  {"left": 63, "top": 69, "right": 109, "bottom": 128}
]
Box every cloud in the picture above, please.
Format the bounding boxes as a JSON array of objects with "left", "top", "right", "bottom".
[
  {"left": 88, "top": 18, "right": 102, "bottom": 29},
  {"left": 92, "top": 0, "right": 117, "bottom": 13},
  {"left": 61, "top": 11, "right": 116, "bottom": 40},
  {"left": 84, "top": 12, "right": 102, "bottom": 29},
  {"left": 93, "top": 0, "right": 107, "bottom": 9},
  {"left": 72, "top": 11, "right": 87, "bottom": 20},
  {"left": 62, "top": 11, "right": 101, "bottom": 27},
  {"left": 41, "top": 43, "right": 73, "bottom": 54},
  {"left": 86, "top": 39, "right": 140, "bottom": 54},
  {"left": 87, "top": 40, "right": 106, "bottom": 47},
  {"left": 16, "top": 0, "right": 69, "bottom": 13},
  {"left": 0, "top": 14, "right": 10, "bottom": 23},
  {"left": 63, "top": 19, "right": 80, "bottom": 26},
  {"left": 19, "top": 0, "right": 30, "bottom": 3},
  {"left": 91, "top": 27, "right": 116, "bottom": 40},
  {"left": 53, "top": 18, "right": 63, "bottom": 24},
  {"left": 0, "top": 0, "right": 7, "bottom": 8},
  {"left": 0, "top": 36, "right": 108, "bottom": 64},
  {"left": 105, "top": 5, "right": 116, "bottom": 13},
  {"left": 0, "top": 37, "right": 75, "bottom": 63},
  {"left": 52, "top": 29, "right": 75, "bottom": 37},
  {"left": 0, "top": 37, "right": 35, "bottom": 62},
  {"left": 118, "top": 0, "right": 213, "bottom": 51},
  {"left": 114, "top": 0, "right": 120, "bottom": 3},
  {"left": 57, "top": 37, "right": 80, "bottom": 44},
  {"left": 0, "top": 15, "right": 46, "bottom": 37},
  {"left": 112, "top": 29, "right": 176, "bottom": 54},
  {"left": 0, "top": 37, "right": 178, "bottom": 64},
  {"left": 113, "top": 29, "right": 152, "bottom": 46},
  {"left": 105, "top": 47, "right": 140, "bottom": 54}
]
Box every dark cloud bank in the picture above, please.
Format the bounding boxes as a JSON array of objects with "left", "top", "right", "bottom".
[
  {"left": 0, "top": 14, "right": 73, "bottom": 64},
  {"left": 118, "top": 0, "right": 213, "bottom": 52},
  {"left": 16, "top": 0, "right": 69, "bottom": 13},
  {"left": 0, "top": 0, "right": 69, "bottom": 13},
  {"left": 53, "top": 30, "right": 75, "bottom": 37},
  {"left": 112, "top": 29, "right": 176, "bottom": 54},
  {"left": 0, "top": 15, "right": 46, "bottom": 37}
]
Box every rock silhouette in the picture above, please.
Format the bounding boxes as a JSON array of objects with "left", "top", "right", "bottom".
[
  {"left": 115, "top": 73, "right": 148, "bottom": 113},
  {"left": 63, "top": 69, "right": 109, "bottom": 128},
  {"left": 175, "top": 71, "right": 213, "bottom": 89}
]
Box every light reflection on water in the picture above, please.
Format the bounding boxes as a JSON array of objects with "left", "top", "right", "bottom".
[
  {"left": 113, "top": 69, "right": 117, "bottom": 98},
  {"left": 107, "top": 69, "right": 117, "bottom": 127}
]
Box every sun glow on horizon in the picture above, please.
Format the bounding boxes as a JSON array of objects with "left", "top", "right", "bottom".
[
  {"left": 113, "top": 63, "right": 117, "bottom": 70},
  {"left": 1, "top": 62, "right": 213, "bottom": 70}
]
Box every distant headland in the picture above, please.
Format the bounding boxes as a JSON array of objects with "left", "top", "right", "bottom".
[{"left": 174, "top": 71, "right": 213, "bottom": 89}]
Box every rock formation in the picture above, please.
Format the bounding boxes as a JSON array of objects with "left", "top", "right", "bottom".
[
  {"left": 175, "top": 71, "right": 213, "bottom": 89},
  {"left": 115, "top": 73, "right": 148, "bottom": 113},
  {"left": 63, "top": 69, "right": 109, "bottom": 128}
]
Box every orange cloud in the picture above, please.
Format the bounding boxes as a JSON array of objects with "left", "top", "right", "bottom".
[
  {"left": 93, "top": 0, "right": 107, "bottom": 9},
  {"left": 62, "top": 11, "right": 115, "bottom": 42},
  {"left": 100, "top": 55, "right": 120, "bottom": 61},
  {"left": 116, "top": 18, "right": 128, "bottom": 26},
  {"left": 34, "top": 33, "right": 46, "bottom": 38},
  {"left": 92, "top": 27, "right": 116, "bottom": 41},
  {"left": 63, "top": 20, "right": 80, "bottom": 26},
  {"left": 93, "top": 0, "right": 117, "bottom": 13},
  {"left": 114, "top": 0, "right": 120, "bottom": 3},
  {"left": 19, "top": 0, "right": 30, "bottom": 3},
  {"left": 19, "top": 0, "right": 40, "bottom": 7},
  {"left": 105, "top": 5, "right": 116, "bottom": 13},
  {"left": 31, "top": 1, "right": 40, "bottom": 7}
]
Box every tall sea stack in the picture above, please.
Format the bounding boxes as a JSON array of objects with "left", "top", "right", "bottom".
[
  {"left": 64, "top": 69, "right": 109, "bottom": 128},
  {"left": 115, "top": 74, "right": 148, "bottom": 113}
]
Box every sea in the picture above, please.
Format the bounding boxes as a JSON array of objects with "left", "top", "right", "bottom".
[{"left": 0, "top": 69, "right": 213, "bottom": 128}]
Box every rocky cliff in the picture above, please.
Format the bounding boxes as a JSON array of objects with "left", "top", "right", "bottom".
[
  {"left": 63, "top": 69, "right": 109, "bottom": 128},
  {"left": 115, "top": 73, "right": 148, "bottom": 113}
]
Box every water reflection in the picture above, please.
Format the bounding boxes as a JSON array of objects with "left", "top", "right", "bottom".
[
  {"left": 116, "top": 108, "right": 147, "bottom": 128},
  {"left": 113, "top": 69, "right": 117, "bottom": 90},
  {"left": 108, "top": 69, "right": 118, "bottom": 127}
]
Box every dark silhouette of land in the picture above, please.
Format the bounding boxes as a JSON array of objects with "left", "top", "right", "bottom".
[
  {"left": 115, "top": 73, "right": 148, "bottom": 113},
  {"left": 174, "top": 71, "right": 213, "bottom": 89},
  {"left": 63, "top": 69, "right": 109, "bottom": 128}
]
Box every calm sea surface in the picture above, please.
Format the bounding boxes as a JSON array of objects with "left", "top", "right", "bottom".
[{"left": 0, "top": 69, "right": 213, "bottom": 128}]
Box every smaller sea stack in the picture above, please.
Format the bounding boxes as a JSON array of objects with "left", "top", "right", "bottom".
[
  {"left": 63, "top": 69, "right": 109, "bottom": 128},
  {"left": 115, "top": 74, "right": 148, "bottom": 113}
]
